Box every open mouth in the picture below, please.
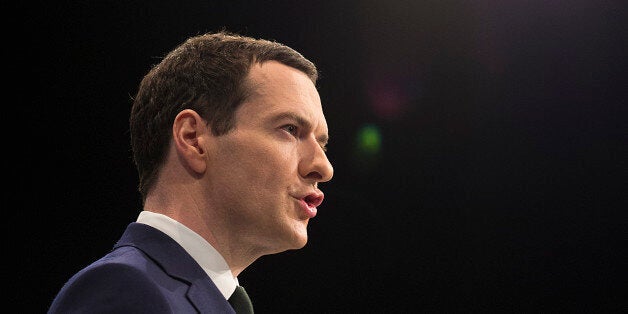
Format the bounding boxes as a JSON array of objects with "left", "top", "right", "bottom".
[
  {"left": 303, "top": 193, "right": 324, "bottom": 208},
  {"left": 296, "top": 192, "right": 324, "bottom": 219}
]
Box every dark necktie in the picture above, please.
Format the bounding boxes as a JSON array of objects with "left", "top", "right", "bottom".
[{"left": 228, "top": 285, "right": 254, "bottom": 314}]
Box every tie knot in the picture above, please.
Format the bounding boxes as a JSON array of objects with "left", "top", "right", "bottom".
[{"left": 228, "top": 285, "right": 254, "bottom": 314}]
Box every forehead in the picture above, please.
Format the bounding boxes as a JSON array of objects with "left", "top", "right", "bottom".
[{"left": 238, "top": 61, "right": 328, "bottom": 130}]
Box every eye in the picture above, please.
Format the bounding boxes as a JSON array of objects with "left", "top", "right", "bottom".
[{"left": 281, "top": 124, "right": 298, "bottom": 136}]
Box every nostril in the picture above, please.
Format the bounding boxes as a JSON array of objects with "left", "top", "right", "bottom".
[{"left": 306, "top": 171, "right": 323, "bottom": 181}]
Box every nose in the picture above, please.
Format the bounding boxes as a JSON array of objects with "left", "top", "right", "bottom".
[{"left": 299, "top": 137, "right": 334, "bottom": 183}]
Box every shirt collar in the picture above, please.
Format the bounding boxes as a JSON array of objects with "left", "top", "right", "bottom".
[{"left": 136, "top": 210, "right": 238, "bottom": 299}]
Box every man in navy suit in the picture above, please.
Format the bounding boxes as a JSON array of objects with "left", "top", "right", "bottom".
[{"left": 48, "top": 30, "right": 334, "bottom": 313}]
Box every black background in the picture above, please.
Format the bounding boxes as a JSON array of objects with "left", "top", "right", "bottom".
[{"left": 16, "top": 1, "right": 626, "bottom": 312}]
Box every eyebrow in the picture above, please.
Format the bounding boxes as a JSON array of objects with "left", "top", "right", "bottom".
[{"left": 270, "top": 112, "right": 329, "bottom": 146}]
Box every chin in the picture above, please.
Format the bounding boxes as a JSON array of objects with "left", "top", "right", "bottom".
[
  {"left": 271, "top": 220, "right": 309, "bottom": 252},
  {"left": 293, "top": 238, "right": 308, "bottom": 249},
  {"left": 286, "top": 229, "right": 309, "bottom": 250},
  {"left": 269, "top": 238, "right": 307, "bottom": 255}
]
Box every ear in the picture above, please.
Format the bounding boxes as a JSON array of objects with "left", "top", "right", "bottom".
[{"left": 172, "top": 109, "right": 209, "bottom": 174}]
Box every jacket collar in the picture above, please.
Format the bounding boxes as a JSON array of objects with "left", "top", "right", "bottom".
[{"left": 115, "top": 222, "right": 235, "bottom": 313}]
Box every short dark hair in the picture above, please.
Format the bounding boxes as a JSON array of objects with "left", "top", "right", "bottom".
[{"left": 129, "top": 31, "right": 318, "bottom": 202}]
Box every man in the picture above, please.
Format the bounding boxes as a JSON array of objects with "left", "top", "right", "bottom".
[{"left": 48, "top": 31, "right": 334, "bottom": 313}]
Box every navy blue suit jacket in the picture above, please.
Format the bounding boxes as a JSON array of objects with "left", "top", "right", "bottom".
[{"left": 48, "top": 222, "right": 236, "bottom": 313}]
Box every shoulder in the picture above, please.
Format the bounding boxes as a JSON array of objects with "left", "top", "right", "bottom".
[{"left": 47, "top": 247, "right": 175, "bottom": 313}]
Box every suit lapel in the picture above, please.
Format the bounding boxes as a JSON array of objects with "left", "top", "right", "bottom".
[{"left": 115, "top": 222, "right": 234, "bottom": 313}]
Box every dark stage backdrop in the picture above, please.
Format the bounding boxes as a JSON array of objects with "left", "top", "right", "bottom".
[{"left": 17, "top": 1, "right": 626, "bottom": 312}]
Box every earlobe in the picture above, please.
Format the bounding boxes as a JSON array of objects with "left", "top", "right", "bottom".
[{"left": 172, "top": 109, "right": 208, "bottom": 174}]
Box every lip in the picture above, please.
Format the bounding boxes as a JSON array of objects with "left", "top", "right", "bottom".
[{"left": 296, "top": 192, "right": 324, "bottom": 219}]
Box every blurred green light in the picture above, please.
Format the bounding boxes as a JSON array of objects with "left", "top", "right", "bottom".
[{"left": 357, "top": 124, "right": 381, "bottom": 154}]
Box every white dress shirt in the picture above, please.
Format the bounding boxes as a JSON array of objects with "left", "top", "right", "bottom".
[{"left": 136, "top": 210, "right": 238, "bottom": 300}]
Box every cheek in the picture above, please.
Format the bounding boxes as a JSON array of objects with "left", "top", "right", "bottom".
[
  {"left": 215, "top": 133, "right": 299, "bottom": 189},
  {"left": 231, "top": 142, "right": 295, "bottom": 181},
  {"left": 251, "top": 147, "right": 295, "bottom": 182}
]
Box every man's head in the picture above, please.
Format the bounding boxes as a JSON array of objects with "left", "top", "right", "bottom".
[
  {"left": 129, "top": 31, "right": 333, "bottom": 259},
  {"left": 130, "top": 31, "right": 318, "bottom": 200}
]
